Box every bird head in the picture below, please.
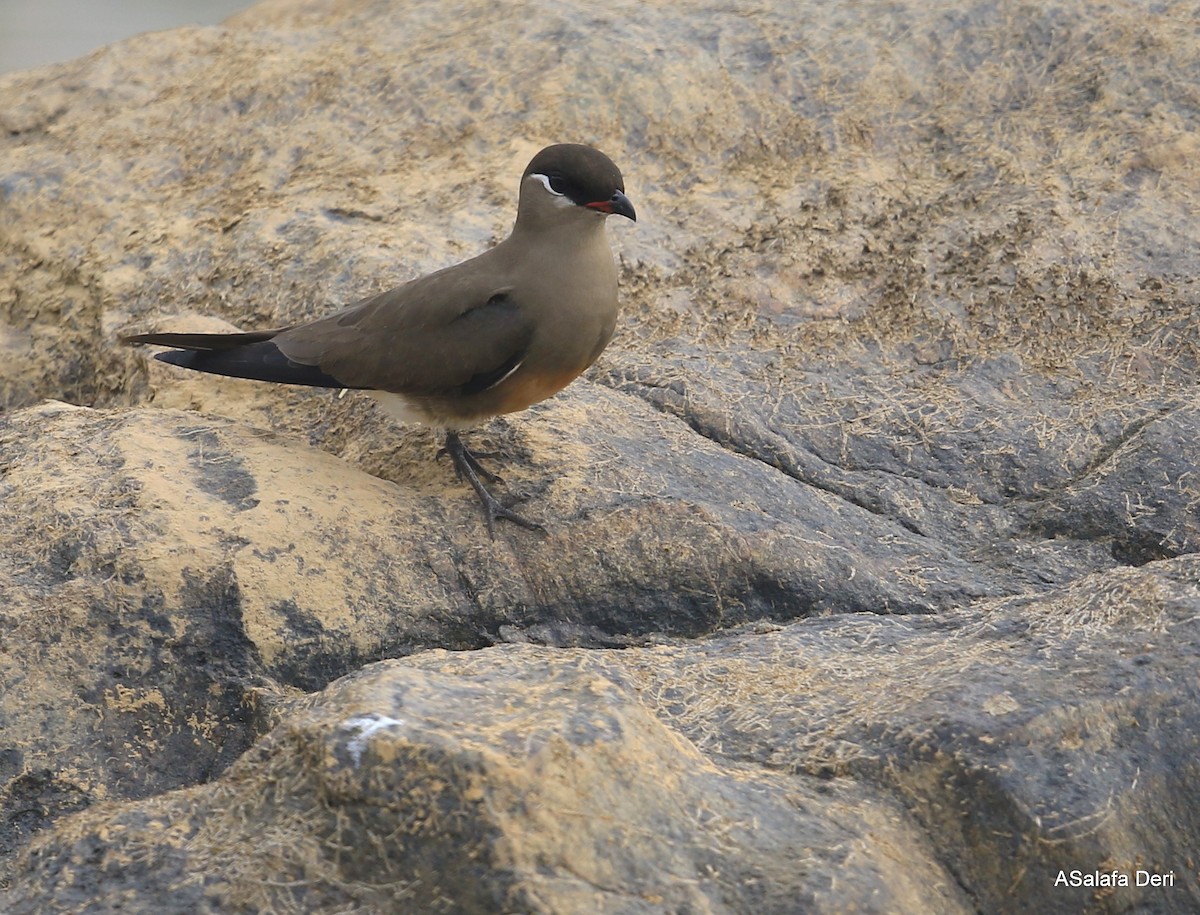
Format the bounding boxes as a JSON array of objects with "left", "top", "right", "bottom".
[{"left": 519, "top": 144, "right": 637, "bottom": 225}]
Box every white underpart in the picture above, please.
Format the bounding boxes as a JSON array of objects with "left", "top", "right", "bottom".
[
  {"left": 370, "top": 390, "right": 475, "bottom": 429},
  {"left": 369, "top": 356, "right": 526, "bottom": 429},
  {"left": 528, "top": 173, "right": 575, "bottom": 208},
  {"left": 370, "top": 390, "right": 434, "bottom": 425}
]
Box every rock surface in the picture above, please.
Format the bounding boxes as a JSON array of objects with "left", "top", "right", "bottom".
[{"left": 1, "top": 0, "right": 1198, "bottom": 912}]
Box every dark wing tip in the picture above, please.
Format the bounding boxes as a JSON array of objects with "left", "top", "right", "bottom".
[
  {"left": 121, "top": 329, "right": 282, "bottom": 350},
  {"left": 148, "top": 341, "right": 352, "bottom": 389},
  {"left": 154, "top": 350, "right": 198, "bottom": 369}
]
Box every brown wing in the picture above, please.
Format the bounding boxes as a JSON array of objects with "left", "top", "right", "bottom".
[{"left": 274, "top": 257, "right": 536, "bottom": 396}]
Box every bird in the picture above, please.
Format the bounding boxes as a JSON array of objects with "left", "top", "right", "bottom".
[{"left": 123, "top": 143, "right": 636, "bottom": 537}]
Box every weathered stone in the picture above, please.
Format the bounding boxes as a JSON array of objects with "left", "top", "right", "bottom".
[{"left": 4, "top": 651, "right": 971, "bottom": 913}]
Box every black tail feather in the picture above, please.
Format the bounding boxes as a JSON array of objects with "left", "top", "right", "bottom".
[{"left": 130, "top": 336, "right": 353, "bottom": 389}]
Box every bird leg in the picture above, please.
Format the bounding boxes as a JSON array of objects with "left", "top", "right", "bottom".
[
  {"left": 441, "top": 431, "right": 545, "bottom": 538},
  {"left": 447, "top": 442, "right": 503, "bottom": 484}
]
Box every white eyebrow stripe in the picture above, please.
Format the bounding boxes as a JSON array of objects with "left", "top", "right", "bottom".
[{"left": 528, "top": 173, "right": 563, "bottom": 195}]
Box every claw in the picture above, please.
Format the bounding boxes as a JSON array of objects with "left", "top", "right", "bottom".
[{"left": 442, "top": 431, "right": 544, "bottom": 538}]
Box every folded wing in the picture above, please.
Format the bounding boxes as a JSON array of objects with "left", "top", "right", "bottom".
[{"left": 124, "top": 263, "right": 535, "bottom": 397}]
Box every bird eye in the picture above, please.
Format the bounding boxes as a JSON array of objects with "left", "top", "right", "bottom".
[{"left": 530, "top": 173, "right": 566, "bottom": 197}]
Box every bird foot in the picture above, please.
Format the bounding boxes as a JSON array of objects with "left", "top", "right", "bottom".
[{"left": 442, "top": 431, "right": 545, "bottom": 538}]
